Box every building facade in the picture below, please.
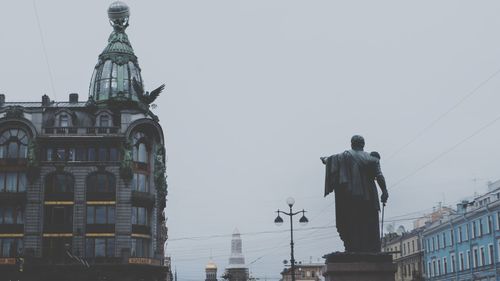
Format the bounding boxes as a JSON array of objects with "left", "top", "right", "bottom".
[
  {"left": 383, "top": 229, "right": 425, "bottom": 281},
  {"left": 423, "top": 180, "right": 500, "bottom": 281},
  {"left": 280, "top": 263, "right": 324, "bottom": 281},
  {"left": 0, "top": 2, "right": 168, "bottom": 281}
]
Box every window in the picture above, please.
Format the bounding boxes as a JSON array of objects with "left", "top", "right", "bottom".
[
  {"left": 464, "top": 224, "right": 468, "bottom": 241},
  {"left": 472, "top": 222, "right": 476, "bottom": 239},
  {"left": 85, "top": 238, "right": 114, "bottom": 258},
  {"left": 43, "top": 237, "right": 71, "bottom": 262},
  {"left": 450, "top": 229, "right": 454, "bottom": 246},
  {"left": 487, "top": 216, "right": 493, "bottom": 234},
  {"left": 479, "top": 219, "right": 483, "bottom": 236},
  {"left": 428, "top": 262, "right": 431, "bottom": 277},
  {"left": 130, "top": 238, "right": 150, "bottom": 257},
  {"left": 99, "top": 115, "right": 110, "bottom": 127},
  {"left": 443, "top": 233, "right": 446, "bottom": 248},
  {"left": 437, "top": 259, "right": 441, "bottom": 275},
  {"left": 480, "top": 247, "right": 485, "bottom": 266},
  {"left": 443, "top": 257, "right": 447, "bottom": 274},
  {"left": 132, "top": 132, "right": 149, "bottom": 163},
  {"left": 467, "top": 250, "right": 471, "bottom": 269},
  {"left": 88, "top": 147, "right": 96, "bottom": 161},
  {"left": 86, "top": 173, "right": 115, "bottom": 193},
  {"left": 44, "top": 206, "right": 73, "bottom": 226},
  {"left": 459, "top": 252, "right": 464, "bottom": 271},
  {"left": 497, "top": 212, "right": 500, "bottom": 230},
  {"left": 59, "top": 115, "right": 69, "bottom": 127},
  {"left": 0, "top": 207, "right": 24, "bottom": 224},
  {"left": 0, "top": 129, "right": 28, "bottom": 159},
  {"left": 412, "top": 240, "right": 415, "bottom": 252},
  {"left": 489, "top": 244, "right": 494, "bottom": 265},
  {"left": 132, "top": 173, "right": 148, "bottom": 192},
  {"left": 98, "top": 146, "right": 107, "bottom": 161},
  {"left": 131, "top": 207, "right": 149, "bottom": 226},
  {"left": 437, "top": 235, "right": 440, "bottom": 249},
  {"left": 432, "top": 260, "right": 436, "bottom": 277},
  {"left": 432, "top": 237, "right": 435, "bottom": 251},
  {"left": 473, "top": 248, "right": 478, "bottom": 268},
  {"left": 458, "top": 226, "right": 462, "bottom": 243},
  {"left": 45, "top": 173, "right": 74, "bottom": 193},
  {"left": 451, "top": 254, "right": 455, "bottom": 273},
  {"left": 0, "top": 172, "right": 26, "bottom": 192},
  {"left": 87, "top": 206, "right": 115, "bottom": 224},
  {"left": 0, "top": 238, "right": 23, "bottom": 257}
]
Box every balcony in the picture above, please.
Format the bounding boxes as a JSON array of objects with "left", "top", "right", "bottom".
[
  {"left": 86, "top": 224, "right": 115, "bottom": 233},
  {"left": 0, "top": 192, "right": 26, "bottom": 204},
  {"left": 43, "top": 127, "right": 120, "bottom": 136},
  {"left": 45, "top": 192, "right": 74, "bottom": 201},
  {"left": 131, "top": 191, "right": 155, "bottom": 208},
  {"left": 0, "top": 224, "right": 24, "bottom": 233},
  {"left": 87, "top": 192, "right": 115, "bottom": 201},
  {"left": 132, "top": 225, "right": 151, "bottom": 236},
  {"left": 44, "top": 223, "right": 73, "bottom": 233}
]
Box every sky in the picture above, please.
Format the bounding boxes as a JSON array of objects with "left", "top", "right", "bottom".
[{"left": 2, "top": 0, "right": 500, "bottom": 280}]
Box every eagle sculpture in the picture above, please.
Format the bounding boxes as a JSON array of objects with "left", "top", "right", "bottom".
[{"left": 132, "top": 78, "right": 165, "bottom": 105}]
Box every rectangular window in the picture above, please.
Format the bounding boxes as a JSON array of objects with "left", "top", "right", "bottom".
[
  {"left": 85, "top": 238, "right": 114, "bottom": 258},
  {"left": 46, "top": 148, "right": 53, "bottom": 161},
  {"left": 443, "top": 233, "right": 446, "bottom": 248},
  {"left": 488, "top": 216, "right": 493, "bottom": 234},
  {"left": 98, "top": 147, "right": 107, "bottom": 161},
  {"left": 109, "top": 148, "right": 118, "bottom": 161},
  {"left": 480, "top": 246, "right": 485, "bottom": 266},
  {"left": 458, "top": 226, "right": 462, "bottom": 243},
  {"left": 451, "top": 254, "right": 455, "bottom": 273},
  {"left": 130, "top": 238, "right": 150, "bottom": 258},
  {"left": 437, "top": 235, "right": 440, "bottom": 249},
  {"left": 464, "top": 224, "right": 468, "bottom": 241},
  {"left": 18, "top": 173, "right": 26, "bottom": 192},
  {"left": 479, "top": 219, "right": 483, "bottom": 237},
  {"left": 450, "top": 229, "right": 454, "bottom": 246},
  {"left": 497, "top": 212, "right": 500, "bottom": 230},
  {"left": 76, "top": 147, "right": 87, "bottom": 161},
  {"left": 443, "top": 257, "right": 447, "bottom": 274},
  {"left": 0, "top": 238, "right": 23, "bottom": 257},
  {"left": 472, "top": 222, "right": 476, "bottom": 239},
  {"left": 412, "top": 240, "right": 415, "bottom": 252},
  {"left": 467, "top": 250, "right": 471, "bottom": 269},
  {"left": 99, "top": 115, "right": 110, "bottom": 127},
  {"left": 459, "top": 252, "right": 464, "bottom": 271},
  {"left": 86, "top": 205, "right": 115, "bottom": 224},
  {"left": 428, "top": 262, "right": 432, "bottom": 277},
  {"left": 131, "top": 207, "right": 148, "bottom": 226},
  {"left": 432, "top": 237, "right": 435, "bottom": 251},
  {"left": 6, "top": 173, "right": 17, "bottom": 192},
  {"left": 0, "top": 173, "right": 4, "bottom": 192},
  {"left": 60, "top": 115, "right": 69, "bottom": 127},
  {"left": 88, "top": 148, "right": 96, "bottom": 161},
  {"left": 489, "top": 244, "right": 494, "bottom": 265},
  {"left": 473, "top": 248, "right": 478, "bottom": 268}
]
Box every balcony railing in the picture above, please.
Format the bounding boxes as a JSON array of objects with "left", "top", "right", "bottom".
[
  {"left": 44, "top": 223, "right": 73, "bottom": 233},
  {"left": 131, "top": 191, "right": 155, "bottom": 207},
  {"left": 0, "top": 192, "right": 26, "bottom": 204},
  {"left": 43, "top": 127, "right": 120, "bottom": 136}
]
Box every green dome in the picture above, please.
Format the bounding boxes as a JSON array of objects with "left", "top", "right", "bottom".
[{"left": 89, "top": 2, "right": 143, "bottom": 102}]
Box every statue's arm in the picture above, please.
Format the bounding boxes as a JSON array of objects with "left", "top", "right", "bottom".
[
  {"left": 320, "top": 156, "right": 329, "bottom": 165},
  {"left": 375, "top": 162, "right": 389, "bottom": 204}
]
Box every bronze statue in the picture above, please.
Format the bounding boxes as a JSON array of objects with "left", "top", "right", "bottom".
[{"left": 321, "top": 135, "right": 388, "bottom": 253}]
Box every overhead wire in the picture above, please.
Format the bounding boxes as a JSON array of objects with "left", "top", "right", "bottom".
[
  {"left": 32, "top": 0, "right": 57, "bottom": 99},
  {"left": 386, "top": 66, "right": 500, "bottom": 161}
]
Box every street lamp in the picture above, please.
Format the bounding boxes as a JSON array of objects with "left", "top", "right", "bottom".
[{"left": 274, "top": 197, "right": 308, "bottom": 281}]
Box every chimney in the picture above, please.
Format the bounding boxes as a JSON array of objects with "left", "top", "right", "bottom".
[
  {"left": 69, "top": 93, "right": 79, "bottom": 103},
  {"left": 42, "top": 94, "right": 50, "bottom": 106},
  {"left": 0, "top": 94, "right": 4, "bottom": 106}
]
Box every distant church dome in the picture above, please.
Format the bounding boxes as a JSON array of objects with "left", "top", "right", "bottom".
[
  {"left": 206, "top": 260, "right": 217, "bottom": 270},
  {"left": 89, "top": 1, "right": 143, "bottom": 102}
]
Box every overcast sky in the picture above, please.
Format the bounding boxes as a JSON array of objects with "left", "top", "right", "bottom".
[{"left": 3, "top": 0, "right": 500, "bottom": 280}]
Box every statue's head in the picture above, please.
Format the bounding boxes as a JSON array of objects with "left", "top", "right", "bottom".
[{"left": 351, "top": 135, "right": 365, "bottom": 150}]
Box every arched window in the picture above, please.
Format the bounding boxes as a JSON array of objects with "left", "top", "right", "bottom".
[
  {"left": 45, "top": 173, "right": 74, "bottom": 193},
  {"left": 87, "top": 172, "right": 116, "bottom": 193},
  {"left": 0, "top": 129, "right": 28, "bottom": 159},
  {"left": 131, "top": 132, "right": 148, "bottom": 164}
]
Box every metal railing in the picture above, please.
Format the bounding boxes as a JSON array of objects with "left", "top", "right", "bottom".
[{"left": 43, "top": 127, "right": 120, "bottom": 135}]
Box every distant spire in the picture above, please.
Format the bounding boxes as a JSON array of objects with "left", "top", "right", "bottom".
[{"left": 228, "top": 228, "right": 246, "bottom": 268}]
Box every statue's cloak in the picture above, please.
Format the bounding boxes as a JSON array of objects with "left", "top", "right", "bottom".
[{"left": 323, "top": 150, "right": 382, "bottom": 252}]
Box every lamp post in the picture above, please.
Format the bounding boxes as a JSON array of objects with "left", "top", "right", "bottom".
[{"left": 274, "top": 197, "right": 308, "bottom": 281}]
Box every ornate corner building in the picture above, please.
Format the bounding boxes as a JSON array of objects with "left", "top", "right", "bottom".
[{"left": 0, "top": 2, "right": 169, "bottom": 281}]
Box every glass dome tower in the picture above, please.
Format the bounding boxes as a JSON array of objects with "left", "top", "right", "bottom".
[{"left": 89, "top": 1, "right": 143, "bottom": 102}]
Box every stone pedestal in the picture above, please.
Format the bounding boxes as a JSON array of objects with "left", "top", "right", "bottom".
[{"left": 323, "top": 252, "right": 396, "bottom": 281}]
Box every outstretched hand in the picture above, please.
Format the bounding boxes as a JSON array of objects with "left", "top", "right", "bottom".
[
  {"left": 381, "top": 191, "right": 388, "bottom": 204},
  {"left": 320, "top": 156, "right": 328, "bottom": 164}
]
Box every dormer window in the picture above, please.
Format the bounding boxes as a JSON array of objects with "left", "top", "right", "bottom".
[
  {"left": 100, "top": 115, "right": 110, "bottom": 127},
  {"left": 59, "top": 115, "right": 69, "bottom": 127}
]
